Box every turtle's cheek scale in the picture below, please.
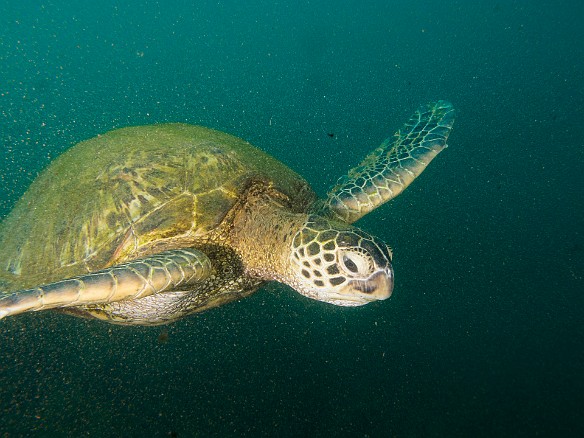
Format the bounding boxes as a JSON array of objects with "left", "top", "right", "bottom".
[{"left": 288, "top": 215, "right": 393, "bottom": 306}]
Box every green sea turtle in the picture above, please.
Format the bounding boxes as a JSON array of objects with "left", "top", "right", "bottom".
[{"left": 0, "top": 101, "right": 454, "bottom": 326}]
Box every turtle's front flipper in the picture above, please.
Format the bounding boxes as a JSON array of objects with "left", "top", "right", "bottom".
[
  {"left": 0, "top": 248, "right": 211, "bottom": 319},
  {"left": 322, "top": 100, "right": 455, "bottom": 223}
]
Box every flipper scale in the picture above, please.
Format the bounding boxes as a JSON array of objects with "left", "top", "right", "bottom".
[
  {"left": 322, "top": 100, "right": 455, "bottom": 223},
  {"left": 0, "top": 248, "right": 211, "bottom": 319}
]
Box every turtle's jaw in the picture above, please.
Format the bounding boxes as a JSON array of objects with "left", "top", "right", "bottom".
[{"left": 319, "top": 268, "right": 393, "bottom": 307}]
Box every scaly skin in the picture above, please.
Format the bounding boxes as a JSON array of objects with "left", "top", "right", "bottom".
[
  {"left": 228, "top": 190, "right": 393, "bottom": 307},
  {"left": 0, "top": 249, "right": 211, "bottom": 320},
  {"left": 323, "top": 101, "right": 455, "bottom": 223}
]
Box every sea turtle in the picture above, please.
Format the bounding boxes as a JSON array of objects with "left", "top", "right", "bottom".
[{"left": 0, "top": 101, "right": 454, "bottom": 326}]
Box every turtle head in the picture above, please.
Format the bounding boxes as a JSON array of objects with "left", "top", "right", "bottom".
[{"left": 287, "top": 215, "right": 393, "bottom": 306}]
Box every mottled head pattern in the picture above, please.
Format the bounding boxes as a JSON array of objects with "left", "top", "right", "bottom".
[{"left": 289, "top": 215, "right": 393, "bottom": 306}]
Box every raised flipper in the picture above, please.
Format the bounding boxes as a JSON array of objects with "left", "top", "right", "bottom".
[
  {"left": 321, "top": 100, "right": 455, "bottom": 223},
  {"left": 0, "top": 248, "right": 211, "bottom": 319}
]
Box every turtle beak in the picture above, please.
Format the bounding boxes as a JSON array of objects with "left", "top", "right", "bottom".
[
  {"left": 327, "top": 267, "right": 393, "bottom": 307},
  {"left": 345, "top": 268, "right": 393, "bottom": 302}
]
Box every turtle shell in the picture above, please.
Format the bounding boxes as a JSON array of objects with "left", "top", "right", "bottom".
[{"left": 0, "top": 124, "right": 315, "bottom": 290}]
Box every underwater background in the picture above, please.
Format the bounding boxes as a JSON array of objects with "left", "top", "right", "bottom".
[{"left": 0, "top": 0, "right": 582, "bottom": 436}]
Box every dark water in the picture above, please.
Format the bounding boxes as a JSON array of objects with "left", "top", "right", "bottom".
[{"left": 1, "top": 1, "right": 583, "bottom": 436}]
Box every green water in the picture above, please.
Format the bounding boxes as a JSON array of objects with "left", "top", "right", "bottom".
[{"left": 1, "top": 1, "right": 582, "bottom": 436}]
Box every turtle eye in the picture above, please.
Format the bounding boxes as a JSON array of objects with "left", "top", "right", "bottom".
[
  {"left": 342, "top": 255, "right": 358, "bottom": 273},
  {"left": 339, "top": 250, "right": 372, "bottom": 277}
]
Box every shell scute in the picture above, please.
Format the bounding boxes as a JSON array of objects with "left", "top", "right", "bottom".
[{"left": 0, "top": 124, "right": 315, "bottom": 290}]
